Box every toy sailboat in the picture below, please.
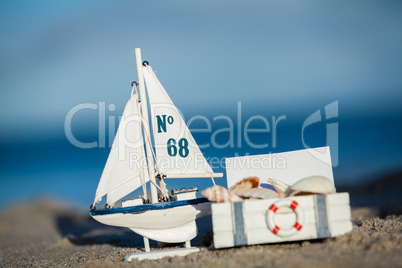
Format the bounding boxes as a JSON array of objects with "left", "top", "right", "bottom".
[{"left": 89, "top": 48, "right": 223, "bottom": 260}]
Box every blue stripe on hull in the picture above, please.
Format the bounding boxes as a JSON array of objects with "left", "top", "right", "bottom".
[{"left": 89, "top": 197, "right": 210, "bottom": 216}]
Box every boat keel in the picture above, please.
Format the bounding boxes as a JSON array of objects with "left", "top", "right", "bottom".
[
  {"left": 125, "top": 220, "right": 203, "bottom": 261},
  {"left": 129, "top": 220, "right": 197, "bottom": 243}
]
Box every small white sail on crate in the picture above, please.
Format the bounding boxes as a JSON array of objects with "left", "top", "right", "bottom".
[{"left": 212, "top": 193, "right": 352, "bottom": 248}]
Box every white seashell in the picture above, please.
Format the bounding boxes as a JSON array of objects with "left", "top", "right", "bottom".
[
  {"left": 229, "top": 177, "right": 260, "bottom": 195},
  {"left": 289, "top": 175, "right": 335, "bottom": 196},
  {"left": 201, "top": 185, "right": 243, "bottom": 203},
  {"left": 267, "top": 178, "right": 290, "bottom": 198},
  {"left": 235, "top": 188, "right": 279, "bottom": 200}
]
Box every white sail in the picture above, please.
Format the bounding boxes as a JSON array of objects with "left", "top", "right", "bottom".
[
  {"left": 94, "top": 94, "right": 149, "bottom": 206},
  {"left": 142, "top": 65, "right": 214, "bottom": 177}
]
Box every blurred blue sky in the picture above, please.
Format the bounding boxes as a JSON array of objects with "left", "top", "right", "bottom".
[
  {"left": 0, "top": 1, "right": 401, "bottom": 206},
  {"left": 1, "top": 0, "right": 401, "bottom": 138}
]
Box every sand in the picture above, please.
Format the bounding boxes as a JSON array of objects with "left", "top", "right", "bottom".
[{"left": 1, "top": 172, "right": 401, "bottom": 267}]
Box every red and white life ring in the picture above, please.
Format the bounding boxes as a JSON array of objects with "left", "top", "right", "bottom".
[{"left": 266, "top": 199, "right": 304, "bottom": 237}]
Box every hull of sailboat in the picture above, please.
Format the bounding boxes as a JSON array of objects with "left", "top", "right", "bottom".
[
  {"left": 130, "top": 220, "right": 198, "bottom": 243},
  {"left": 89, "top": 198, "right": 211, "bottom": 235}
]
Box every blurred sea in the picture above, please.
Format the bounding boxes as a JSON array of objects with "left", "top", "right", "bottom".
[
  {"left": 1, "top": 0, "right": 402, "bottom": 214},
  {"left": 0, "top": 106, "right": 401, "bottom": 211}
]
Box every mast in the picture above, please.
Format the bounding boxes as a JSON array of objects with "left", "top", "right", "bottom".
[
  {"left": 135, "top": 48, "right": 159, "bottom": 204},
  {"left": 134, "top": 89, "right": 148, "bottom": 201}
]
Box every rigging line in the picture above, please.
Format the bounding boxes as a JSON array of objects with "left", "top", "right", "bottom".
[
  {"left": 210, "top": 174, "right": 216, "bottom": 186},
  {"left": 131, "top": 82, "right": 158, "bottom": 173},
  {"left": 137, "top": 109, "right": 164, "bottom": 180},
  {"left": 131, "top": 85, "right": 148, "bottom": 191},
  {"left": 135, "top": 100, "right": 169, "bottom": 197},
  {"left": 143, "top": 126, "right": 160, "bottom": 175},
  {"left": 141, "top": 122, "right": 169, "bottom": 197},
  {"left": 204, "top": 165, "right": 216, "bottom": 186},
  {"left": 148, "top": 177, "right": 164, "bottom": 192},
  {"left": 206, "top": 166, "right": 216, "bottom": 186},
  {"left": 130, "top": 83, "right": 139, "bottom": 101},
  {"left": 133, "top": 79, "right": 166, "bottom": 196},
  {"left": 141, "top": 125, "right": 170, "bottom": 198},
  {"left": 138, "top": 107, "right": 162, "bottom": 176}
]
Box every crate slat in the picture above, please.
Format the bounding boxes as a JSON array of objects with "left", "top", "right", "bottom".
[{"left": 212, "top": 193, "right": 353, "bottom": 249}]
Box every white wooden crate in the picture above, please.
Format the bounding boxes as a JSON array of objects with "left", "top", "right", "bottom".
[{"left": 211, "top": 193, "right": 352, "bottom": 249}]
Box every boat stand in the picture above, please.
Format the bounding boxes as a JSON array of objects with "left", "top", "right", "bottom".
[{"left": 124, "top": 237, "right": 203, "bottom": 261}]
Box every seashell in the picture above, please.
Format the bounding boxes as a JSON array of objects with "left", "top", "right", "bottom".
[
  {"left": 201, "top": 185, "right": 243, "bottom": 203},
  {"left": 267, "top": 178, "right": 290, "bottom": 198},
  {"left": 235, "top": 188, "right": 279, "bottom": 200},
  {"left": 229, "top": 177, "right": 260, "bottom": 195},
  {"left": 289, "top": 176, "right": 335, "bottom": 196}
]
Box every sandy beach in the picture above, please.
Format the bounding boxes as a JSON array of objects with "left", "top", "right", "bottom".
[
  {"left": 1, "top": 172, "right": 401, "bottom": 268},
  {"left": 1, "top": 1, "right": 402, "bottom": 267}
]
